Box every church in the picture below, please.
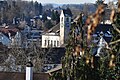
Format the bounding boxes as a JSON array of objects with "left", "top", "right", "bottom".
[{"left": 42, "top": 10, "right": 71, "bottom": 48}]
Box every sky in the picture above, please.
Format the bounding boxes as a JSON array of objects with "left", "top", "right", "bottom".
[{"left": 24, "top": 0, "right": 113, "bottom": 4}]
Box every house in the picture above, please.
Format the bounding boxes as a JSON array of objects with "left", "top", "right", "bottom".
[
  {"left": 89, "top": 24, "right": 113, "bottom": 56},
  {"left": 42, "top": 10, "right": 72, "bottom": 48},
  {"left": 0, "top": 25, "right": 22, "bottom": 48},
  {"left": 42, "top": 33, "right": 60, "bottom": 48},
  {"left": 20, "top": 23, "right": 43, "bottom": 48},
  {"left": 0, "top": 32, "right": 10, "bottom": 46},
  {"left": 27, "top": 30, "right": 42, "bottom": 41},
  {"left": 92, "top": 24, "right": 112, "bottom": 43}
]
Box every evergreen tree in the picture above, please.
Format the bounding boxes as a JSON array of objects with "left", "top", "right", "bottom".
[
  {"left": 51, "top": 10, "right": 59, "bottom": 23},
  {"left": 96, "top": 0, "right": 104, "bottom": 6},
  {"left": 50, "top": 0, "right": 120, "bottom": 80},
  {"left": 51, "top": 10, "right": 56, "bottom": 21},
  {"left": 39, "top": 3, "right": 43, "bottom": 15},
  {"left": 34, "top": 1, "right": 39, "bottom": 15},
  {"left": 108, "top": 0, "right": 120, "bottom": 79},
  {"left": 44, "top": 20, "right": 53, "bottom": 29},
  {"left": 66, "top": 8, "right": 73, "bottom": 17},
  {"left": 42, "top": 12, "right": 47, "bottom": 22},
  {"left": 55, "top": 11, "right": 60, "bottom": 23}
]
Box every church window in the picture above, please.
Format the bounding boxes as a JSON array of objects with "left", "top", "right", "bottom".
[
  {"left": 54, "top": 40, "right": 56, "bottom": 47},
  {"left": 44, "top": 40, "right": 47, "bottom": 46},
  {"left": 57, "top": 41, "right": 59, "bottom": 46},
  {"left": 51, "top": 40, "right": 53, "bottom": 47},
  {"left": 61, "top": 17, "right": 63, "bottom": 22},
  {"left": 48, "top": 40, "right": 50, "bottom": 47}
]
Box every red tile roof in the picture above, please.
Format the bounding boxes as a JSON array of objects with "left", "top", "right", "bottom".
[
  {"left": 0, "top": 27, "right": 19, "bottom": 33},
  {"left": 0, "top": 72, "right": 49, "bottom": 80},
  {"left": 0, "top": 27, "right": 19, "bottom": 37}
]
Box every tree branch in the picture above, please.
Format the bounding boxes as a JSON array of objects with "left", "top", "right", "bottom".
[
  {"left": 109, "top": 39, "right": 120, "bottom": 45},
  {"left": 112, "top": 24, "right": 120, "bottom": 34}
]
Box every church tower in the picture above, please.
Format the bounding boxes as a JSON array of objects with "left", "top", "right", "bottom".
[{"left": 60, "top": 10, "right": 71, "bottom": 46}]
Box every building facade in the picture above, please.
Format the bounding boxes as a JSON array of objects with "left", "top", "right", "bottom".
[{"left": 42, "top": 10, "right": 71, "bottom": 48}]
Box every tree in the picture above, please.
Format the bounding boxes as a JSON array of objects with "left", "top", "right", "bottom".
[
  {"left": 51, "top": 10, "right": 56, "bottom": 21},
  {"left": 108, "top": 0, "right": 120, "bottom": 79},
  {"left": 51, "top": 10, "right": 60, "bottom": 23},
  {"left": 55, "top": 11, "right": 60, "bottom": 23},
  {"left": 66, "top": 8, "right": 73, "bottom": 17},
  {"left": 50, "top": 1, "right": 120, "bottom": 80},
  {"left": 34, "top": 1, "right": 39, "bottom": 15},
  {"left": 39, "top": 3, "right": 43, "bottom": 15},
  {"left": 44, "top": 20, "right": 53, "bottom": 29},
  {"left": 96, "top": 0, "right": 104, "bottom": 7},
  {"left": 0, "top": 0, "right": 22, "bottom": 24},
  {"left": 42, "top": 12, "right": 47, "bottom": 22}
]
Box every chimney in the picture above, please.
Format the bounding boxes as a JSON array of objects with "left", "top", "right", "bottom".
[{"left": 26, "top": 61, "right": 33, "bottom": 80}]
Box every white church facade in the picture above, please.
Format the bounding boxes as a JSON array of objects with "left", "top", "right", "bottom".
[{"left": 42, "top": 10, "right": 71, "bottom": 48}]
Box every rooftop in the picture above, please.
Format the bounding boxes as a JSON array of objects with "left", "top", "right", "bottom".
[{"left": 0, "top": 72, "right": 49, "bottom": 80}]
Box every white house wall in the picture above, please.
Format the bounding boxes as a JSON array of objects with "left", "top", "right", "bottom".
[
  {"left": 14, "top": 32, "right": 22, "bottom": 46},
  {"left": 42, "top": 35, "right": 60, "bottom": 48},
  {"left": 0, "top": 33, "right": 10, "bottom": 46}
]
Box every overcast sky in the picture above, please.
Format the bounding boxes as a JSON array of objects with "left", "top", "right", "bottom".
[{"left": 24, "top": 0, "right": 113, "bottom": 4}]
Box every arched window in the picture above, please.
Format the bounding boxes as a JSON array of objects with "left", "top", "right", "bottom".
[
  {"left": 61, "top": 17, "right": 63, "bottom": 22},
  {"left": 51, "top": 40, "right": 53, "bottom": 47},
  {"left": 61, "top": 17, "right": 64, "bottom": 27},
  {"left": 54, "top": 40, "right": 56, "bottom": 47},
  {"left": 57, "top": 41, "right": 59, "bottom": 46},
  {"left": 44, "top": 40, "right": 47, "bottom": 46},
  {"left": 48, "top": 40, "right": 50, "bottom": 47}
]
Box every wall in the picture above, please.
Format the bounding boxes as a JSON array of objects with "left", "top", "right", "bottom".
[{"left": 42, "top": 33, "right": 60, "bottom": 48}]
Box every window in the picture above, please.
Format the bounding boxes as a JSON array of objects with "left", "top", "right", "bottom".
[
  {"left": 51, "top": 40, "right": 53, "bottom": 47},
  {"left": 61, "top": 17, "right": 63, "bottom": 22},
  {"left": 48, "top": 40, "right": 50, "bottom": 47},
  {"left": 54, "top": 41, "right": 56, "bottom": 47},
  {"left": 44, "top": 40, "right": 47, "bottom": 46},
  {"left": 61, "top": 17, "right": 64, "bottom": 27},
  {"left": 57, "top": 41, "right": 59, "bottom": 46}
]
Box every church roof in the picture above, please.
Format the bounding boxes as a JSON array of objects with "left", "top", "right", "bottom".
[
  {"left": 47, "top": 23, "right": 60, "bottom": 33},
  {"left": 0, "top": 26, "right": 19, "bottom": 38},
  {"left": 95, "top": 24, "right": 112, "bottom": 33}
]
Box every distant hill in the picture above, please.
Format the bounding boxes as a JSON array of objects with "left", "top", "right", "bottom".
[{"left": 52, "top": 3, "right": 96, "bottom": 17}]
